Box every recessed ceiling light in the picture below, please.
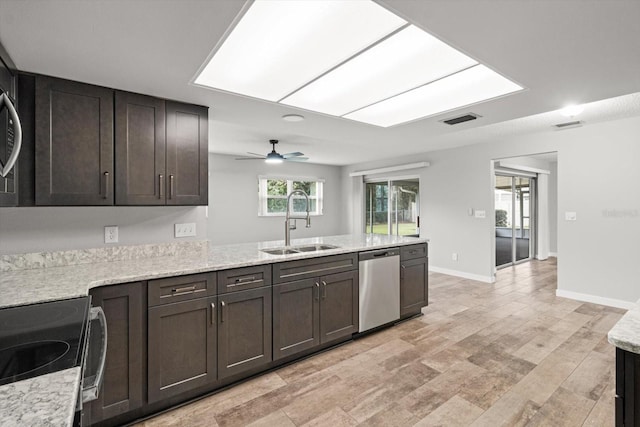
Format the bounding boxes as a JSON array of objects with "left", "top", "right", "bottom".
[
  {"left": 282, "top": 114, "right": 305, "bottom": 122},
  {"left": 344, "top": 65, "right": 523, "bottom": 127},
  {"left": 194, "top": 0, "right": 524, "bottom": 128},
  {"left": 559, "top": 104, "right": 584, "bottom": 117},
  {"left": 281, "top": 25, "right": 478, "bottom": 116},
  {"left": 194, "top": 0, "right": 405, "bottom": 101}
]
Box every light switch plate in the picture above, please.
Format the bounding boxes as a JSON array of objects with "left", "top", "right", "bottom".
[
  {"left": 474, "top": 210, "right": 486, "bottom": 218},
  {"left": 104, "top": 226, "right": 118, "bottom": 244},
  {"left": 175, "top": 222, "right": 196, "bottom": 238},
  {"left": 565, "top": 211, "right": 577, "bottom": 221}
]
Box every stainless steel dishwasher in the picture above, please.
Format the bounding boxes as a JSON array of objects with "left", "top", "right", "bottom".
[{"left": 358, "top": 247, "right": 400, "bottom": 332}]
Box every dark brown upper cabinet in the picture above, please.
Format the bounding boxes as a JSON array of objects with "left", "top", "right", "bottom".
[
  {"left": 165, "top": 101, "right": 208, "bottom": 205},
  {"left": 115, "top": 92, "right": 166, "bottom": 205},
  {"left": 35, "top": 76, "right": 114, "bottom": 205}
]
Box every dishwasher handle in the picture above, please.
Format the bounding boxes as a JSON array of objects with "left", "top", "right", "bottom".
[{"left": 358, "top": 248, "right": 400, "bottom": 261}]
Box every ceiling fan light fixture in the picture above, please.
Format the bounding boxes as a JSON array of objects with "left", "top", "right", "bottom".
[{"left": 265, "top": 152, "right": 284, "bottom": 164}]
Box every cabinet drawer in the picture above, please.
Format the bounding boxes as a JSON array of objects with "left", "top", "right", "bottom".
[
  {"left": 217, "top": 265, "right": 272, "bottom": 294},
  {"left": 273, "top": 253, "right": 358, "bottom": 284},
  {"left": 148, "top": 273, "right": 216, "bottom": 307},
  {"left": 400, "top": 244, "right": 427, "bottom": 261}
]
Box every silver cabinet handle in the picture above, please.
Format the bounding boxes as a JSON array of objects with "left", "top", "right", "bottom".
[
  {"left": 169, "top": 175, "right": 174, "bottom": 199},
  {"left": 159, "top": 174, "right": 164, "bottom": 198},
  {"left": 0, "top": 92, "right": 22, "bottom": 178},
  {"left": 82, "top": 306, "right": 108, "bottom": 403},
  {"left": 171, "top": 285, "right": 196, "bottom": 294},
  {"left": 321, "top": 281, "right": 327, "bottom": 299},
  {"left": 220, "top": 300, "right": 226, "bottom": 322},
  {"left": 235, "top": 276, "right": 256, "bottom": 284},
  {"left": 102, "top": 172, "right": 110, "bottom": 199},
  {"left": 211, "top": 302, "right": 215, "bottom": 325},
  {"left": 315, "top": 282, "right": 320, "bottom": 301}
]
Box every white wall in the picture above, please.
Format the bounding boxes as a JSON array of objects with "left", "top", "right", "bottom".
[
  {"left": 342, "top": 115, "right": 640, "bottom": 306},
  {"left": 207, "top": 153, "right": 344, "bottom": 245},
  {"left": 0, "top": 206, "right": 206, "bottom": 254}
]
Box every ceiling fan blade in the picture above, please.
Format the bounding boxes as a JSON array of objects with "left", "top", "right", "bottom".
[
  {"left": 246, "top": 152, "right": 266, "bottom": 157},
  {"left": 282, "top": 152, "right": 304, "bottom": 158},
  {"left": 285, "top": 157, "right": 309, "bottom": 162},
  {"left": 235, "top": 156, "right": 265, "bottom": 160}
]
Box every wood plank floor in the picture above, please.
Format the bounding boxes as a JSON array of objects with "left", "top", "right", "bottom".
[{"left": 136, "top": 259, "right": 625, "bottom": 426}]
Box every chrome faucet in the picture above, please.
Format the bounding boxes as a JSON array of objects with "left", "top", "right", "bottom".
[{"left": 285, "top": 190, "right": 311, "bottom": 246}]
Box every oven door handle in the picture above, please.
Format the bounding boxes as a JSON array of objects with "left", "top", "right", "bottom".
[
  {"left": 82, "top": 306, "right": 108, "bottom": 403},
  {"left": 0, "top": 92, "right": 23, "bottom": 178}
]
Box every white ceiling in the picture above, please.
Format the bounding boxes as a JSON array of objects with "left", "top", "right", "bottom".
[{"left": 1, "top": 0, "right": 639, "bottom": 165}]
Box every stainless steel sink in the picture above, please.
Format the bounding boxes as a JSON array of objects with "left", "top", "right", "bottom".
[
  {"left": 261, "top": 248, "right": 300, "bottom": 255},
  {"left": 261, "top": 244, "right": 340, "bottom": 255},
  {"left": 293, "top": 244, "right": 340, "bottom": 252}
]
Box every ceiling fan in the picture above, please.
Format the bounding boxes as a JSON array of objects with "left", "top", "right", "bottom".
[{"left": 235, "top": 140, "right": 308, "bottom": 164}]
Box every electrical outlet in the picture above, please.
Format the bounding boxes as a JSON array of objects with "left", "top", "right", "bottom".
[
  {"left": 175, "top": 222, "right": 196, "bottom": 238},
  {"left": 452, "top": 253, "right": 458, "bottom": 261},
  {"left": 565, "top": 211, "right": 577, "bottom": 221},
  {"left": 104, "top": 226, "right": 118, "bottom": 244}
]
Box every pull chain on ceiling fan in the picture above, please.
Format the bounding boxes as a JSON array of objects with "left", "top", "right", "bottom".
[{"left": 235, "top": 140, "right": 308, "bottom": 164}]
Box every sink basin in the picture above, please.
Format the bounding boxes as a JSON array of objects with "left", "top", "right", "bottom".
[
  {"left": 262, "top": 248, "right": 300, "bottom": 255},
  {"left": 261, "top": 244, "right": 340, "bottom": 256},
  {"left": 293, "top": 244, "right": 340, "bottom": 252}
]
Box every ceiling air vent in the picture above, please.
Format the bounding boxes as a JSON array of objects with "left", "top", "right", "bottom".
[
  {"left": 441, "top": 113, "right": 481, "bottom": 125},
  {"left": 553, "top": 120, "right": 583, "bottom": 130}
]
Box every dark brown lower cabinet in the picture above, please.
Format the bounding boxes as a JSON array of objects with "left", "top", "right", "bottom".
[
  {"left": 273, "top": 271, "right": 358, "bottom": 361},
  {"left": 87, "top": 282, "right": 144, "bottom": 425},
  {"left": 273, "top": 278, "right": 320, "bottom": 360},
  {"left": 319, "top": 270, "right": 358, "bottom": 343},
  {"left": 217, "top": 287, "right": 272, "bottom": 379},
  {"left": 400, "top": 256, "right": 428, "bottom": 317},
  {"left": 147, "top": 296, "right": 217, "bottom": 403},
  {"left": 616, "top": 347, "right": 640, "bottom": 426}
]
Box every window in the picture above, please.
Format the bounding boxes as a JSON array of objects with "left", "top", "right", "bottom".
[
  {"left": 364, "top": 178, "right": 419, "bottom": 236},
  {"left": 258, "top": 176, "right": 324, "bottom": 216}
]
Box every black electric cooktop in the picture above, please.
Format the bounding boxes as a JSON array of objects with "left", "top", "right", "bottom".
[{"left": 0, "top": 297, "right": 90, "bottom": 386}]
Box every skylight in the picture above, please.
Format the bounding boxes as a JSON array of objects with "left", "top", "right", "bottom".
[{"left": 194, "top": 0, "right": 523, "bottom": 127}]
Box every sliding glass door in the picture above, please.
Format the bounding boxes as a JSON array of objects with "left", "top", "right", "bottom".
[
  {"left": 365, "top": 179, "right": 419, "bottom": 237},
  {"left": 495, "top": 174, "right": 535, "bottom": 267}
]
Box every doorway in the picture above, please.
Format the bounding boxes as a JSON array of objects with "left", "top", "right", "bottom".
[
  {"left": 365, "top": 178, "right": 419, "bottom": 237},
  {"left": 495, "top": 174, "right": 535, "bottom": 267}
]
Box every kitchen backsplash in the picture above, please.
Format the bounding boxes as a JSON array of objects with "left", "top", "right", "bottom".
[{"left": 0, "top": 240, "right": 209, "bottom": 272}]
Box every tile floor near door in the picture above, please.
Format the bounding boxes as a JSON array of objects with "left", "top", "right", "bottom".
[{"left": 138, "top": 259, "right": 625, "bottom": 427}]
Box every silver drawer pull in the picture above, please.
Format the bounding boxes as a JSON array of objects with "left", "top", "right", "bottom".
[
  {"left": 235, "top": 276, "right": 256, "bottom": 284},
  {"left": 172, "top": 285, "right": 196, "bottom": 294},
  {"left": 211, "top": 302, "right": 215, "bottom": 325}
]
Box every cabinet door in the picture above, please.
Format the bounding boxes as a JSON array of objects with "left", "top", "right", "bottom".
[
  {"left": 88, "top": 282, "right": 144, "bottom": 424},
  {"left": 273, "top": 279, "right": 320, "bottom": 360},
  {"left": 400, "top": 257, "right": 428, "bottom": 317},
  {"left": 218, "top": 287, "right": 272, "bottom": 379},
  {"left": 115, "top": 91, "right": 166, "bottom": 205},
  {"left": 320, "top": 270, "right": 358, "bottom": 344},
  {"left": 148, "top": 297, "right": 217, "bottom": 403},
  {"left": 35, "top": 76, "right": 114, "bottom": 205},
  {"left": 165, "top": 101, "right": 207, "bottom": 206}
]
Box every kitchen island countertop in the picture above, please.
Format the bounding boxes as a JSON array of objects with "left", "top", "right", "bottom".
[{"left": 1, "top": 233, "right": 427, "bottom": 309}]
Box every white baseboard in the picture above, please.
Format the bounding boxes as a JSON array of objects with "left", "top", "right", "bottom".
[
  {"left": 556, "top": 289, "right": 634, "bottom": 310},
  {"left": 429, "top": 266, "right": 494, "bottom": 283},
  {"left": 548, "top": 252, "right": 558, "bottom": 257}
]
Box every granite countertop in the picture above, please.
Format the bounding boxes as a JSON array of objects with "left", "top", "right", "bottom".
[
  {"left": 608, "top": 306, "right": 640, "bottom": 354},
  {"left": 0, "top": 234, "right": 426, "bottom": 426},
  {"left": 0, "top": 367, "right": 81, "bottom": 427},
  {"left": 0, "top": 234, "right": 426, "bottom": 309}
]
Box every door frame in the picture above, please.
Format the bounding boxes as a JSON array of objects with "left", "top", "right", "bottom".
[
  {"left": 494, "top": 172, "right": 537, "bottom": 269},
  {"left": 363, "top": 175, "right": 420, "bottom": 236}
]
